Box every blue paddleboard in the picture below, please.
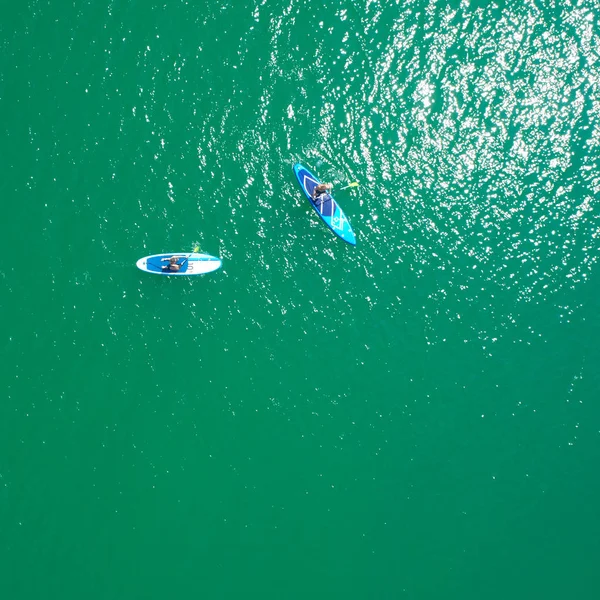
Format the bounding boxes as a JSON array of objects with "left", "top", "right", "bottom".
[
  {"left": 136, "top": 253, "right": 222, "bottom": 276},
  {"left": 293, "top": 163, "right": 356, "bottom": 246}
]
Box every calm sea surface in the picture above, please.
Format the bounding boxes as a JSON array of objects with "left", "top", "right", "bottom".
[{"left": 2, "top": 1, "right": 600, "bottom": 598}]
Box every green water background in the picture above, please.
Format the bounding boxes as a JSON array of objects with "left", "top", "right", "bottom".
[{"left": 2, "top": 0, "right": 600, "bottom": 597}]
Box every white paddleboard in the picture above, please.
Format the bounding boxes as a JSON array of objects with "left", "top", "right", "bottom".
[{"left": 136, "top": 253, "right": 222, "bottom": 276}]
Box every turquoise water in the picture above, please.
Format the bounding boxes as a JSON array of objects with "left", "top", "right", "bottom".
[{"left": 2, "top": 1, "right": 600, "bottom": 597}]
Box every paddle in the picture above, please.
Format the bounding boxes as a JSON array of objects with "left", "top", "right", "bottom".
[{"left": 338, "top": 182, "right": 359, "bottom": 191}]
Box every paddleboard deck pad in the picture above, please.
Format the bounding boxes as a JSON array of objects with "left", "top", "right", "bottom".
[
  {"left": 293, "top": 163, "right": 356, "bottom": 246},
  {"left": 136, "top": 253, "right": 222, "bottom": 275}
]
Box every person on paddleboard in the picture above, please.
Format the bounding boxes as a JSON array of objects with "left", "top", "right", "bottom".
[
  {"left": 312, "top": 182, "right": 332, "bottom": 204},
  {"left": 161, "top": 256, "right": 185, "bottom": 272}
]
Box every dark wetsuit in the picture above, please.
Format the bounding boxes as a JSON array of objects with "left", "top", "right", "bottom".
[{"left": 162, "top": 259, "right": 182, "bottom": 272}]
